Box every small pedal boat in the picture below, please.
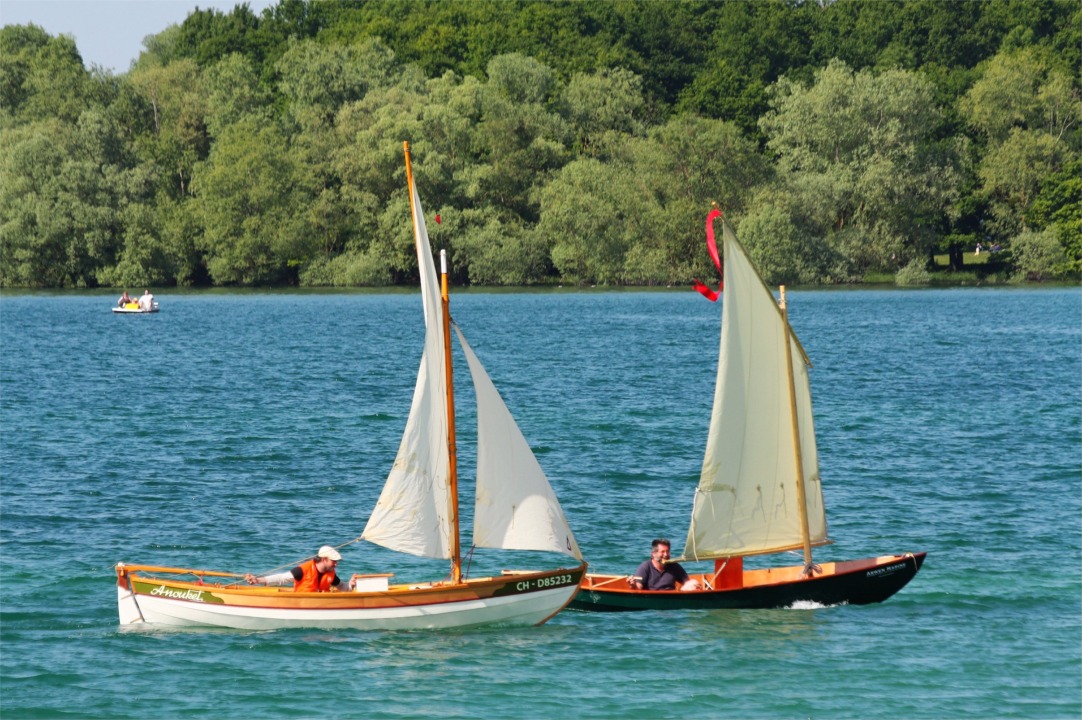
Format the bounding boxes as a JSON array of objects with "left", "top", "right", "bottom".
[{"left": 113, "top": 302, "right": 159, "bottom": 314}]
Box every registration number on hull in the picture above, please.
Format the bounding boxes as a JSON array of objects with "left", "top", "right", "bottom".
[{"left": 512, "top": 574, "right": 576, "bottom": 593}]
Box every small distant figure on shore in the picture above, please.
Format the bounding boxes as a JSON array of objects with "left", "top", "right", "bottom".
[
  {"left": 975, "top": 242, "right": 983, "bottom": 256},
  {"left": 117, "top": 290, "right": 132, "bottom": 307}
]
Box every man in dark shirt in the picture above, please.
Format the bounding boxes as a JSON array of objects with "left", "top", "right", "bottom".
[{"left": 628, "top": 538, "right": 701, "bottom": 591}]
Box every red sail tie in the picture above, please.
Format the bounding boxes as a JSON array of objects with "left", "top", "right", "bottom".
[{"left": 692, "top": 208, "right": 724, "bottom": 301}]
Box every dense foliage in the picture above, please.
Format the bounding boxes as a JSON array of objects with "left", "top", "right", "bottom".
[{"left": 1, "top": 0, "right": 1078, "bottom": 288}]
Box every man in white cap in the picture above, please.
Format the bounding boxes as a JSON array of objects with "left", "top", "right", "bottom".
[{"left": 244, "top": 546, "right": 356, "bottom": 592}]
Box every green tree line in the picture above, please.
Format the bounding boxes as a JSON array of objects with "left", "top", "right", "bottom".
[{"left": 1, "top": 0, "right": 1078, "bottom": 288}]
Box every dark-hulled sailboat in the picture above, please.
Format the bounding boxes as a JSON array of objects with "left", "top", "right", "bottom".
[{"left": 571, "top": 209, "right": 924, "bottom": 612}]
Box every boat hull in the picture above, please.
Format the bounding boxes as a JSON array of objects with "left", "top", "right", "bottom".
[
  {"left": 113, "top": 304, "right": 158, "bottom": 314},
  {"left": 569, "top": 553, "right": 924, "bottom": 611},
  {"left": 116, "top": 563, "right": 585, "bottom": 630}
]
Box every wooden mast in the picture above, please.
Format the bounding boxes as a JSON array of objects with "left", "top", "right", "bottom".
[
  {"left": 780, "top": 286, "right": 814, "bottom": 573},
  {"left": 403, "top": 141, "right": 461, "bottom": 584},
  {"left": 440, "top": 248, "right": 462, "bottom": 584}
]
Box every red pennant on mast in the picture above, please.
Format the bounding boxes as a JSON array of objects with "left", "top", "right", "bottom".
[{"left": 692, "top": 207, "right": 725, "bottom": 302}]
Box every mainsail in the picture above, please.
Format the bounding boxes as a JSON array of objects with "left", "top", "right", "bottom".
[
  {"left": 361, "top": 183, "right": 452, "bottom": 559},
  {"left": 683, "top": 218, "right": 827, "bottom": 560}
]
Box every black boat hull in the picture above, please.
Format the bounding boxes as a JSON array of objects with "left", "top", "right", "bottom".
[{"left": 570, "top": 552, "right": 925, "bottom": 612}]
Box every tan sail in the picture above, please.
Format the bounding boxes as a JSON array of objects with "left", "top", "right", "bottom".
[{"left": 683, "top": 218, "right": 827, "bottom": 560}]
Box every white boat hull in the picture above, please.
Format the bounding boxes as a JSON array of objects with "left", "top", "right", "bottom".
[
  {"left": 118, "top": 585, "right": 578, "bottom": 631},
  {"left": 116, "top": 564, "right": 585, "bottom": 631}
]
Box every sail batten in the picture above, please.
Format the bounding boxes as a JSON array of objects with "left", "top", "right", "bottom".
[{"left": 683, "top": 219, "right": 827, "bottom": 560}]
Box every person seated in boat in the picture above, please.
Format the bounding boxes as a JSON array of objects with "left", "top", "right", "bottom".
[
  {"left": 138, "top": 289, "right": 154, "bottom": 311},
  {"left": 244, "top": 546, "right": 357, "bottom": 592},
  {"left": 118, "top": 290, "right": 132, "bottom": 307},
  {"left": 628, "top": 538, "right": 701, "bottom": 592}
]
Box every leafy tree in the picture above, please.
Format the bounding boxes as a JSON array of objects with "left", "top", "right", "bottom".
[
  {"left": 417, "top": 71, "right": 484, "bottom": 206},
  {"left": 98, "top": 199, "right": 186, "bottom": 287},
  {"left": 0, "top": 25, "right": 94, "bottom": 124},
  {"left": 1010, "top": 227, "right": 1067, "bottom": 281},
  {"left": 174, "top": 4, "right": 269, "bottom": 70},
  {"left": 623, "top": 114, "right": 770, "bottom": 284},
  {"left": 2, "top": 1, "right": 1079, "bottom": 288},
  {"left": 960, "top": 47, "right": 1079, "bottom": 244},
  {"left": 538, "top": 157, "right": 646, "bottom": 284},
  {"left": 0, "top": 110, "right": 148, "bottom": 287},
  {"left": 332, "top": 70, "right": 430, "bottom": 282},
  {"left": 263, "top": 0, "right": 330, "bottom": 44},
  {"left": 759, "top": 60, "right": 961, "bottom": 274},
  {"left": 450, "top": 209, "right": 546, "bottom": 285},
  {"left": 680, "top": 0, "right": 817, "bottom": 136},
  {"left": 1027, "top": 156, "right": 1081, "bottom": 275},
  {"left": 979, "top": 128, "right": 1068, "bottom": 237},
  {"left": 0, "top": 120, "right": 72, "bottom": 286},
  {"left": 737, "top": 202, "right": 837, "bottom": 286},
  {"left": 596, "top": 0, "right": 711, "bottom": 111},
  {"left": 536, "top": 114, "right": 767, "bottom": 285},
  {"left": 959, "top": 48, "right": 1047, "bottom": 143},
  {"left": 127, "top": 58, "right": 207, "bottom": 198},
  {"left": 0, "top": 24, "right": 51, "bottom": 120},
  {"left": 203, "top": 53, "right": 272, "bottom": 138},
  {"left": 135, "top": 24, "right": 184, "bottom": 71},
  {"left": 276, "top": 37, "right": 396, "bottom": 130},
  {"left": 563, "top": 67, "right": 646, "bottom": 156},
  {"left": 191, "top": 118, "right": 306, "bottom": 284},
  {"left": 462, "top": 54, "right": 571, "bottom": 223}
]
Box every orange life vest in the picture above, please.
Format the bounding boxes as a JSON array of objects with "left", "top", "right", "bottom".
[{"left": 292, "top": 559, "right": 337, "bottom": 592}]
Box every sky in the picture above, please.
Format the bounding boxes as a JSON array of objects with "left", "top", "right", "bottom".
[{"left": 1, "top": 0, "right": 278, "bottom": 74}]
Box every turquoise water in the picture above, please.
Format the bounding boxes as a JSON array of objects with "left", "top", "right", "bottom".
[{"left": 1, "top": 287, "right": 1079, "bottom": 719}]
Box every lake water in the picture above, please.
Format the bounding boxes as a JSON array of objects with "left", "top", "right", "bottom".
[{"left": 1, "top": 287, "right": 1079, "bottom": 719}]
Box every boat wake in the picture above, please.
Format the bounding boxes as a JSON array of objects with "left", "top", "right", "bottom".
[{"left": 786, "top": 599, "right": 846, "bottom": 610}]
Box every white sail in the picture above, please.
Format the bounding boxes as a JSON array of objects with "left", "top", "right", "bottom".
[
  {"left": 361, "top": 183, "right": 453, "bottom": 559},
  {"left": 455, "top": 326, "right": 583, "bottom": 561},
  {"left": 683, "top": 219, "right": 827, "bottom": 560}
]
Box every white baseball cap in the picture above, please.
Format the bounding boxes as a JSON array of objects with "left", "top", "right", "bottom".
[{"left": 317, "top": 545, "right": 342, "bottom": 561}]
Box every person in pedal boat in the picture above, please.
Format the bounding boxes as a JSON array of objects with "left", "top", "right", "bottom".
[
  {"left": 244, "top": 546, "right": 357, "bottom": 591},
  {"left": 117, "top": 290, "right": 132, "bottom": 307},
  {"left": 628, "top": 538, "right": 701, "bottom": 591}
]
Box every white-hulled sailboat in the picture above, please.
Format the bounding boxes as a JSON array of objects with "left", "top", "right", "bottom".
[
  {"left": 115, "top": 143, "right": 585, "bottom": 630},
  {"left": 572, "top": 208, "right": 924, "bottom": 611}
]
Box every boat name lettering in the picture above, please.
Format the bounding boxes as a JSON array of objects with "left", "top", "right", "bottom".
[
  {"left": 515, "top": 574, "right": 574, "bottom": 592},
  {"left": 866, "top": 564, "right": 902, "bottom": 578},
  {"left": 149, "top": 585, "right": 207, "bottom": 602}
]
